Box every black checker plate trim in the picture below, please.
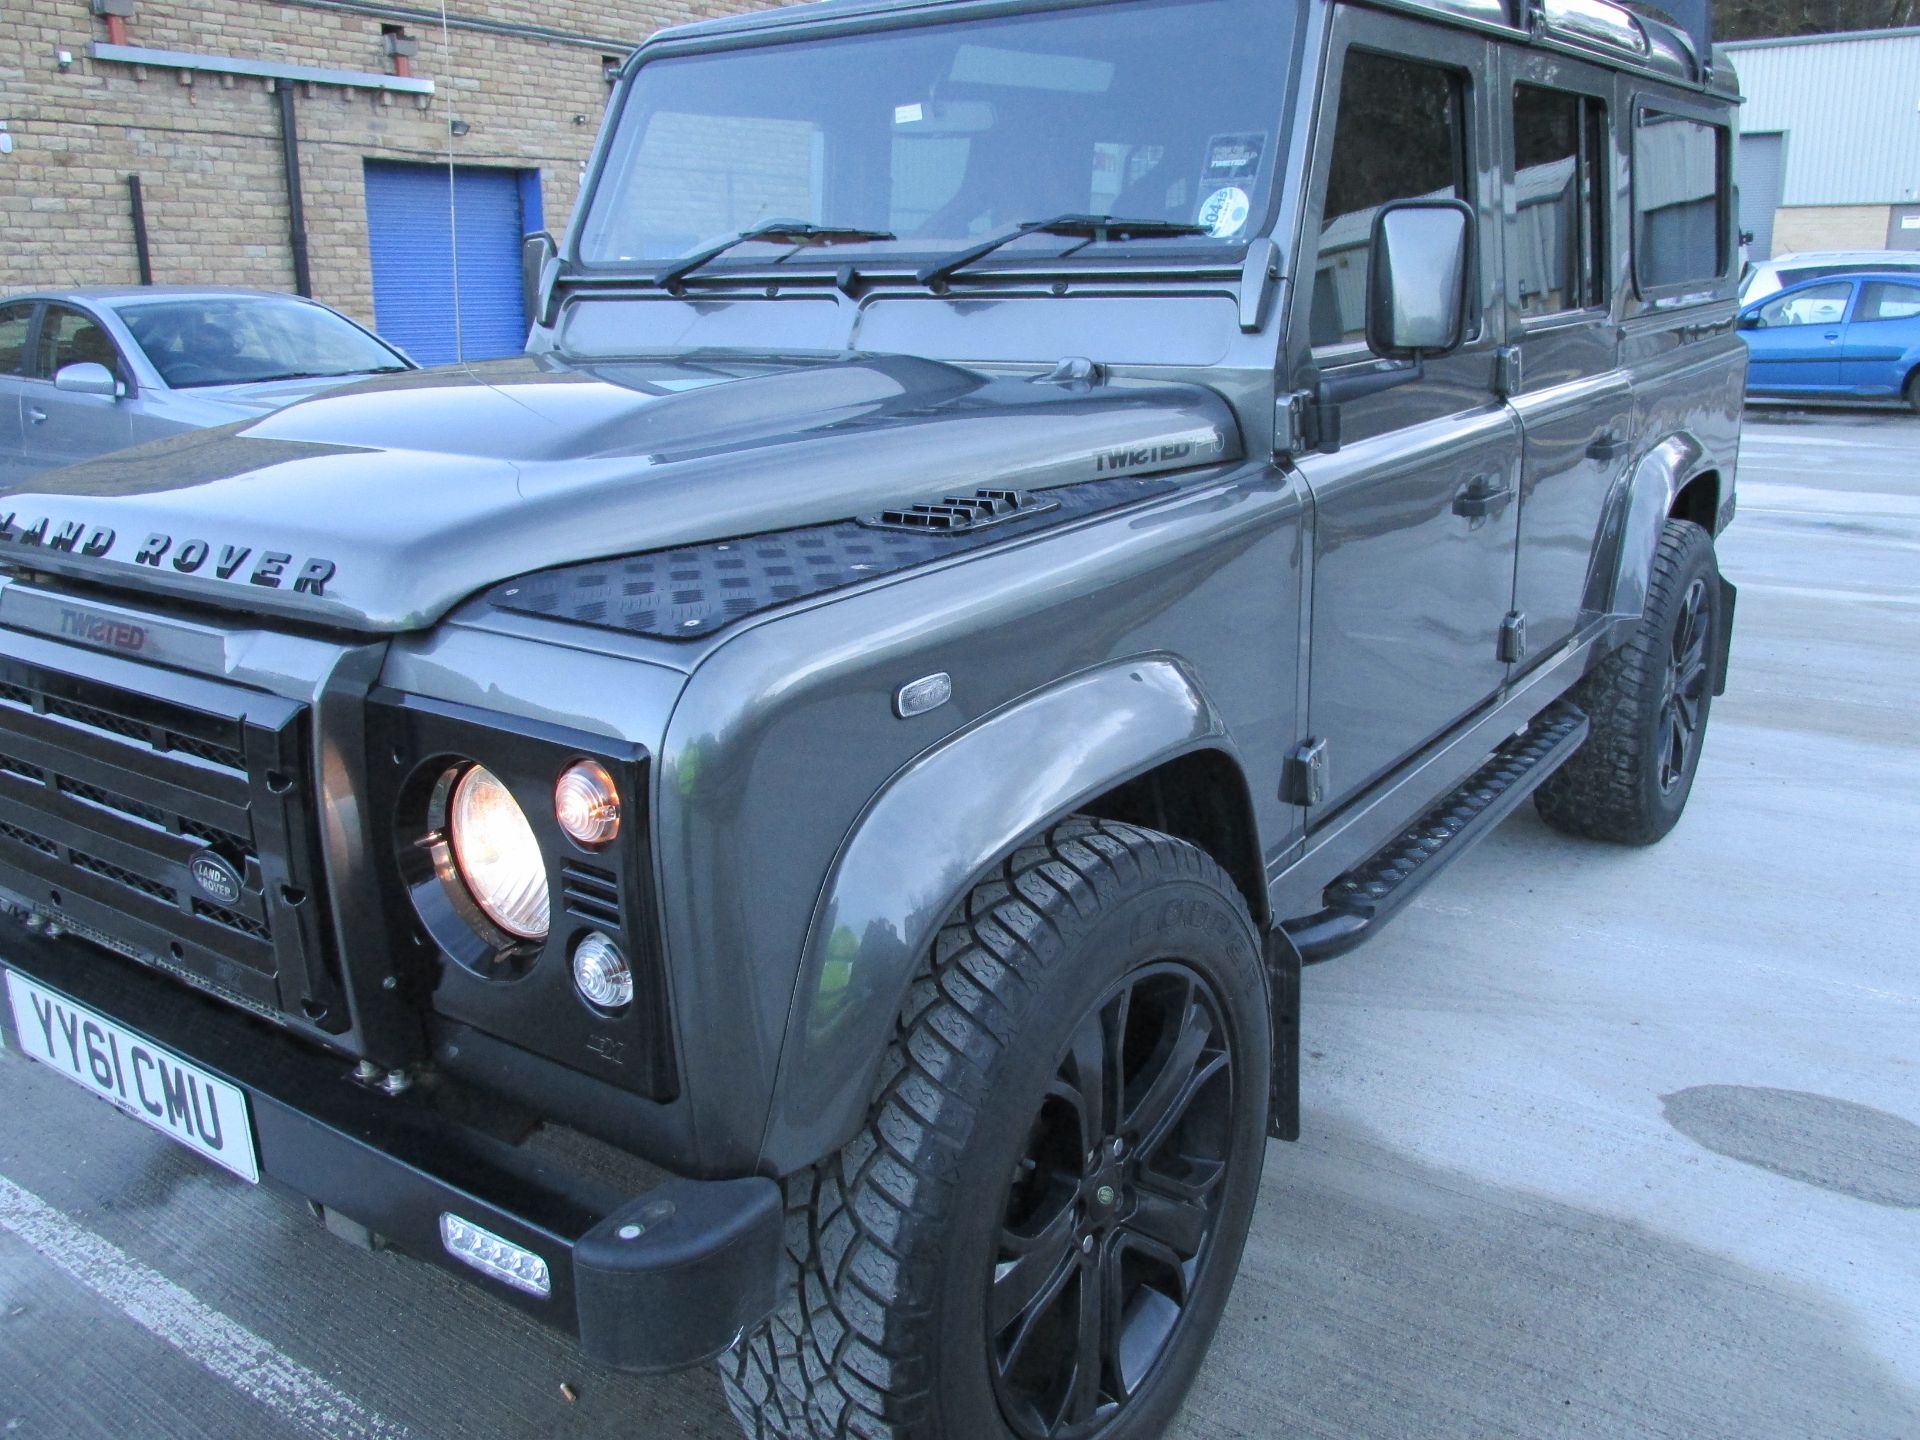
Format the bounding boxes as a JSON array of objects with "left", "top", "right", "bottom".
[{"left": 486, "top": 477, "right": 1179, "bottom": 640}]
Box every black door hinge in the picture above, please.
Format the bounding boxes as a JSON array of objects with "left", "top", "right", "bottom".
[
  {"left": 1494, "top": 344, "right": 1523, "bottom": 399},
  {"left": 1277, "top": 390, "right": 1341, "bottom": 458},
  {"left": 1499, "top": 610, "right": 1528, "bottom": 664},
  {"left": 1282, "top": 738, "right": 1330, "bottom": 807}
]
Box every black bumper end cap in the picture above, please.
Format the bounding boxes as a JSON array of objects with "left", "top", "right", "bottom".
[{"left": 573, "top": 1175, "right": 782, "bottom": 1374}]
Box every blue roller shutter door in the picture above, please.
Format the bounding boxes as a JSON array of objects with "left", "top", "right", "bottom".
[{"left": 364, "top": 161, "right": 532, "bottom": 365}]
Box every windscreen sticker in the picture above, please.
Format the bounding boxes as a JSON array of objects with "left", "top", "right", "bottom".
[
  {"left": 893, "top": 102, "right": 924, "bottom": 125},
  {"left": 1198, "top": 186, "right": 1251, "bottom": 238},
  {"left": 1201, "top": 132, "right": 1266, "bottom": 186}
]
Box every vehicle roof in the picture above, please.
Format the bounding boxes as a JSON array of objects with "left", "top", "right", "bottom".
[
  {"left": 1772, "top": 270, "right": 1920, "bottom": 288},
  {"left": 1764, "top": 250, "right": 1920, "bottom": 265},
  {"left": 1, "top": 285, "right": 330, "bottom": 307},
  {"left": 648, "top": 0, "right": 1720, "bottom": 90}
]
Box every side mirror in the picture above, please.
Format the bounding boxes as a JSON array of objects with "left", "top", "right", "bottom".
[
  {"left": 1737, "top": 312, "right": 1761, "bottom": 330},
  {"left": 53, "top": 361, "right": 120, "bottom": 398},
  {"left": 1365, "top": 199, "right": 1475, "bottom": 360},
  {"left": 523, "top": 230, "right": 557, "bottom": 331}
]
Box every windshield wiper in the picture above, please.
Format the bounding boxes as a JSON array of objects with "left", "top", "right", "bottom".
[
  {"left": 915, "top": 214, "right": 1211, "bottom": 290},
  {"left": 656, "top": 219, "right": 896, "bottom": 292}
]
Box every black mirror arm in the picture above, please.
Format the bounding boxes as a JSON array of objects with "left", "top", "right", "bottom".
[{"left": 1318, "top": 356, "right": 1424, "bottom": 406}]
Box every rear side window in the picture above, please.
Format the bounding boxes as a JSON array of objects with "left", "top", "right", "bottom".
[
  {"left": 1856, "top": 281, "right": 1920, "bottom": 323},
  {"left": 1632, "top": 109, "right": 1726, "bottom": 291},
  {"left": 1511, "top": 84, "right": 1608, "bottom": 317},
  {"left": 0, "top": 303, "right": 33, "bottom": 375},
  {"left": 1310, "top": 49, "right": 1468, "bottom": 351},
  {"left": 31, "top": 306, "right": 120, "bottom": 379}
]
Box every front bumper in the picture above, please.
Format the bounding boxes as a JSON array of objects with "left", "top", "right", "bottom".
[{"left": 0, "top": 918, "right": 781, "bottom": 1373}]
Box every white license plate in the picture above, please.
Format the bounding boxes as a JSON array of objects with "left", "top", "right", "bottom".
[{"left": 4, "top": 970, "right": 259, "bottom": 1183}]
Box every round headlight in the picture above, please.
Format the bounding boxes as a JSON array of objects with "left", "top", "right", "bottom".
[
  {"left": 555, "top": 759, "right": 621, "bottom": 847},
  {"left": 447, "top": 765, "right": 550, "bottom": 940},
  {"left": 572, "top": 931, "right": 633, "bottom": 1011}
]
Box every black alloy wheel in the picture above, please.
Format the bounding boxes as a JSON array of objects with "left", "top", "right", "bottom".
[
  {"left": 1534, "top": 518, "right": 1724, "bottom": 845},
  {"left": 989, "top": 963, "right": 1235, "bottom": 1438},
  {"left": 1657, "top": 577, "right": 1712, "bottom": 794},
  {"left": 721, "top": 818, "right": 1270, "bottom": 1440}
]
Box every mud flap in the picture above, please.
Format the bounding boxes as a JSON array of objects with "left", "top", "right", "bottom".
[
  {"left": 1713, "top": 575, "right": 1738, "bottom": 696},
  {"left": 1263, "top": 928, "right": 1301, "bottom": 1142}
]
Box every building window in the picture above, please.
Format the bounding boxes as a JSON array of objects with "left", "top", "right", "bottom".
[
  {"left": 1512, "top": 84, "right": 1608, "bottom": 317},
  {"left": 1310, "top": 49, "right": 1469, "bottom": 353},
  {"left": 1632, "top": 109, "right": 1726, "bottom": 292}
]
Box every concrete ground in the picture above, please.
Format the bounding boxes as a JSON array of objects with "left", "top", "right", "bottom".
[{"left": 2, "top": 409, "right": 1917, "bottom": 1439}]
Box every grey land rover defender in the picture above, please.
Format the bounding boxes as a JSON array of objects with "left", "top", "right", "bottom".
[{"left": 0, "top": 0, "right": 1741, "bottom": 1435}]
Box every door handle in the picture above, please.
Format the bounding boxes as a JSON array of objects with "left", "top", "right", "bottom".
[
  {"left": 27, "top": 407, "right": 47, "bottom": 425},
  {"left": 1586, "top": 430, "right": 1626, "bottom": 463},
  {"left": 1452, "top": 472, "right": 1513, "bottom": 520},
  {"left": 1822, "top": 332, "right": 1840, "bottom": 341}
]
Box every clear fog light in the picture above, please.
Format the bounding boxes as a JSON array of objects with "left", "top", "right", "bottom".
[
  {"left": 439, "top": 1213, "right": 552, "bottom": 1297},
  {"left": 573, "top": 931, "right": 633, "bottom": 1010},
  {"left": 555, "top": 759, "right": 621, "bottom": 847}
]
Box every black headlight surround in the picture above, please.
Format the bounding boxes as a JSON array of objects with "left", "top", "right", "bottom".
[{"left": 366, "top": 690, "right": 674, "bottom": 1101}]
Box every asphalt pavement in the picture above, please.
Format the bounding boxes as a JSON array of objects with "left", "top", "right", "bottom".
[{"left": 2, "top": 408, "right": 1917, "bottom": 1439}]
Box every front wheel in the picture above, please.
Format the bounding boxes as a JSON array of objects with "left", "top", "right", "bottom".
[
  {"left": 1535, "top": 518, "right": 1723, "bottom": 844},
  {"left": 721, "top": 818, "right": 1271, "bottom": 1440}
]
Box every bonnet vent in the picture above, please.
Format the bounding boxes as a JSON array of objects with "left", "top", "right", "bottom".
[{"left": 859, "top": 488, "right": 1059, "bottom": 535}]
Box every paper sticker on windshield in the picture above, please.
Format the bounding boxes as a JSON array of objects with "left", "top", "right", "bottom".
[
  {"left": 1202, "top": 132, "right": 1266, "bottom": 185},
  {"left": 1198, "top": 186, "right": 1250, "bottom": 238},
  {"left": 894, "top": 103, "right": 924, "bottom": 125}
]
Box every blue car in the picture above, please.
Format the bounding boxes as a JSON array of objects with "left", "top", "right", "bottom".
[{"left": 1737, "top": 272, "right": 1920, "bottom": 411}]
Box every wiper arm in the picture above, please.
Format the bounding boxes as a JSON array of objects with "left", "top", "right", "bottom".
[
  {"left": 656, "top": 219, "right": 896, "bottom": 292},
  {"left": 915, "top": 214, "right": 1211, "bottom": 290}
]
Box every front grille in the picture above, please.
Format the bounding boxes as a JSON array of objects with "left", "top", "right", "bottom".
[{"left": 0, "top": 654, "right": 341, "bottom": 1030}]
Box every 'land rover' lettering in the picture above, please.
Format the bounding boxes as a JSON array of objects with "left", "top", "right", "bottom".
[
  {"left": 250, "top": 550, "right": 292, "bottom": 587},
  {"left": 0, "top": 515, "right": 333, "bottom": 596}
]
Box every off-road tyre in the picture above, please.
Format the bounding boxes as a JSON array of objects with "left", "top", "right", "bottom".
[
  {"left": 719, "top": 817, "right": 1270, "bottom": 1440},
  {"left": 1535, "top": 518, "right": 1721, "bottom": 844}
]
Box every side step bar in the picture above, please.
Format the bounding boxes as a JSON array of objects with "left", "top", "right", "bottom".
[{"left": 1283, "top": 701, "right": 1589, "bottom": 964}]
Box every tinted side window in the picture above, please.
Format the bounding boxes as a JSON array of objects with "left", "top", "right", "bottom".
[
  {"left": 1632, "top": 110, "right": 1725, "bottom": 291},
  {"left": 31, "top": 306, "right": 120, "bottom": 379},
  {"left": 1857, "top": 282, "right": 1920, "bottom": 323},
  {"left": 0, "top": 303, "right": 33, "bottom": 375},
  {"left": 1311, "top": 50, "right": 1467, "bottom": 351},
  {"left": 1512, "top": 85, "right": 1607, "bottom": 317},
  {"left": 1755, "top": 281, "right": 1850, "bottom": 328}
]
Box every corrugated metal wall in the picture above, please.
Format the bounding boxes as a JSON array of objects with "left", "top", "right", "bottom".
[{"left": 1723, "top": 31, "right": 1920, "bottom": 207}]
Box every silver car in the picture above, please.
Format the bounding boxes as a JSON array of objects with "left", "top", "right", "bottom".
[{"left": 0, "top": 286, "right": 413, "bottom": 484}]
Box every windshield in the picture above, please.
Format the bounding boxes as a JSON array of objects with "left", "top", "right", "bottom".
[
  {"left": 579, "top": 0, "right": 1293, "bottom": 272},
  {"left": 116, "top": 297, "right": 409, "bottom": 388}
]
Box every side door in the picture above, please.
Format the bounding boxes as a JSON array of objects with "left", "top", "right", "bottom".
[
  {"left": 1740, "top": 280, "right": 1852, "bottom": 393},
  {"left": 1501, "top": 53, "right": 1632, "bottom": 664},
  {"left": 1837, "top": 279, "right": 1920, "bottom": 396},
  {"left": 0, "top": 301, "right": 35, "bottom": 486},
  {"left": 1287, "top": 7, "right": 1520, "bottom": 817},
  {"left": 20, "top": 303, "right": 133, "bottom": 474}
]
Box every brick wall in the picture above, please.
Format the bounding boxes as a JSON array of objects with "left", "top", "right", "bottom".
[
  {"left": 1769, "top": 205, "right": 1895, "bottom": 256},
  {"left": 0, "top": 0, "right": 783, "bottom": 326}
]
